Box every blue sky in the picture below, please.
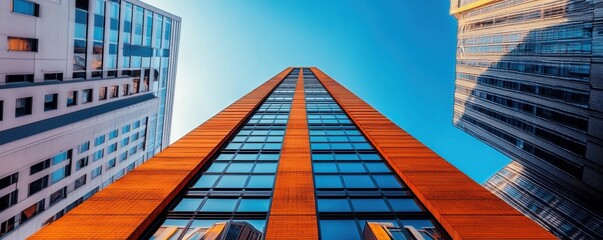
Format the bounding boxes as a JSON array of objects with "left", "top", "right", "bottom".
[{"left": 143, "top": 0, "right": 510, "bottom": 183}]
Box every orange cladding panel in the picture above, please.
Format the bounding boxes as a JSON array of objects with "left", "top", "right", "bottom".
[
  {"left": 29, "top": 68, "right": 293, "bottom": 240},
  {"left": 265, "top": 69, "right": 319, "bottom": 239},
  {"left": 310, "top": 67, "right": 556, "bottom": 240}
]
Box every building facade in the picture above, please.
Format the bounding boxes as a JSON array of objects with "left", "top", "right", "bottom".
[
  {"left": 0, "top": 0, "right": 180, "bottom": 239},
  {"left": 450, "top": 0, "right": 603, "bottom": 239},
  {"left": 30, "top": 67, "right": 554, "bottom": 239}
]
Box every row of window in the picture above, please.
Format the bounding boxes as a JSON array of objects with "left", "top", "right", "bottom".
[
  {"left": 0, "top": 81, "right": 148, "bottom": 121},
  {"left": 488, "top": 175, "right": 590, "bottom": 239},
  {"left": 489, "top": 166, "right": 603, "bottom": 239},
  {"left": 5, "top": 72, "right": 62, "bottom": 84},
  {"left": 456, "top": 99, "right": 586, "bottom": 156},
  {"left": 454, "top": 111, "right": 583, "bottom": 179},
  {"left": 455, "top": 85, "right": 588, "bottom": 131},
  {"left": 462, "top": 4, "right": 568, "bottom": 32},
  {"left": 460, "top": 41, "right": 592, "bottom": 55},
  {"left": 456, "top": 72, "right": 589, "bottom": 105},
  {"left": 457, "top": 59, "right": 590, "bottom": 80},
  {"left": 460, "top": 23, "right": 592, "bottom": 45}
]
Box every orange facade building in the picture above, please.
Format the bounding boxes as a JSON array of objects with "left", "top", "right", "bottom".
[{"left": 30, "top": 67, "right": 555, "bottom": 239}]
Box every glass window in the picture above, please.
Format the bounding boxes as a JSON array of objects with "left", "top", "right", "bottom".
[
  {"left": 313, "top": 163, "right": 337, "bottom": 173},
  {"left": 108, "top": 130, "right": 118, "bottom": 140},
  {"left": 215, "top": 175, "right": 248, "bottom": 188},
  {"left": 90, "top": 166, "right": 102, "bottom": 179},
  {"left": 359, "top": 154, "right": 381, "bottom": 161},
  {"left": 67, "top": 91, "right": 77, "bottom": 106},
  {"left": 94, "top": 135, "right": 105, "bottom": 146},
  {"left": 319, "top": 220, "right": 360, "bottom": 240},
  {"left": 205, "top": 163, "right": 227, "bottom": 173},
  {"left": 226, "top": 163, "right": 253, "bottom": 173},
  {"left": 12, "top": 0, "right": 39, "bottom": 16},
  {"left": 312, "top": 154, "right": 334, "bottom": 161},
  {"left": 233, "top": 154, "right": 257, "bottom": 161},
  {"left": 373, "top": 175, "right": 403, "bottom": 189},
  {"left": 342, "top": 175, "right": 375, "bottom": 188},
  {"left": 338, "top": 163, "right": 366, "bottom": 173},
  {"left": 387, "top": 199, "right": 422, "bottom": 212},
  {"left": 99, "top": 87, "right": 108, "bottom": 100},
  {"left": 247, "top": 175, "right": 274, "bottom": 188},
  {"left": 76, "top": 157, "right": 88, "bottom": 171},
  {"left": 351, "top": 199, "right": 389, "bottom": 212},
  {"left": 399, "top": 219, "right": 440, "bottom": 238},
  {"left": 7, "top": 37, "right": 38, "bottom": 51},
  {"left": 334, "top": 154, "right": 360, "bottom": 161},
  {"left": 365, "top": 163, "right": 390, "bottom": 173},
  {"left": 216, "top": 154, "right": 234, "bottom": 161},
  {"left": 257, "top": 154, "right": 279, "bottom": 161},
  {"left": 253, "top": 163, "right": 277, "bottom": 173},
  {"left": 173, "top": 198, "right": 202, "bottom": 212},
  {"left": 30, "top": 160, "right": 50, "bottom": 175},
  {"left": 237, "top": 199, "right": 270, "bottom": 212},
  {"left": 317, "top": 199, "right": 351, "bottom": 212},
  {"left": 200, "top": 198, "right": 237, "bottom": 212},
  {"left": 15, "top": 97, "right": 32, "bottom": 117},
  {"left": 44, "top": 93, "right": 58, "bottom": 111},
  {"left": 315, "top": 175, "right": 343, "bottom": 188},
  {"left": 81, "top": 89, "right": 93, "bottom": 103}
]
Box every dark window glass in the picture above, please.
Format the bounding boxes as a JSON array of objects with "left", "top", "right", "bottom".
[
  {"left": 49, "top": 187, "right": 66, "bottom": 206},
  {"left": 74, "top": 174, "right": 87, "bottom": 189},
  {"left": 6, "top": 74, "right": 34, "bottom": 83},
  {"left": 342, "top": 175, "right": 375, "bottom": 188},
  {"left": 315, "top": 175, "right": 343, "bottom": 188},
  {"left": 0, "top": 173, "right": 18, "bottom": 191},
  {"left": 373, "top": 175, "right": 403, "bottom": 189},
  {"left": 350, "top": 199, "right": 389, "bottom": 212},
  {"left": 15, "top": 97, "right": 32, "bottom": 117},
  {"left": 30, "top": 159, "right": 50, "bottom": 175},
  {"left": 44, "top": 93, "right": 58, "bottom": 111},
  {"left": 0, "top": 190, "right": 18, "bottom": 212},
  {"left": 317, "top": 199, "right": 351, "bottom": 212},
  {"left": 0, "top": 100, "right": 3, "bottom": 121},
  {"left": 82, "top": 89, "right": 93, "bottom": 103},
  {"left": 319, "top": 220, "right": 360, "bottom": 240},
  {"left": 7, "top": 37, "right": 37, "bottom": 51},
  {"left": 72, "top": 72, "right": 86, "bottom": 79},
  {"left": 29, "top": 175, "right": 49, "bottom": 196},
  {"left": 75, "top": 0, "right": 89, "bottom": 10},
  {"left": 387, "top": 199, "right": 422, "bottom": 212},
  {"left": 43, "top": 73, "right": 63, "bottom": 81}
]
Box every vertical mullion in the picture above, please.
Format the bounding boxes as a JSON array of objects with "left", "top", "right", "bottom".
[{"left": 266, "top": 68, "right": 318, "bottom": 239}]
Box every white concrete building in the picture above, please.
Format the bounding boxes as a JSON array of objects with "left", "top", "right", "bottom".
[{"left": 0, "top": 0, "right": 180, "bottom": 238}]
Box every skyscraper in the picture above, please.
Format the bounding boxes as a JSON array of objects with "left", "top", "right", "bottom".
[
  {"left": 30, "top": 67, "right": 554, "bottom": 239},
  {"left": 0, "top": 0, "right": 180, "bottom": 239},
  {"left": 450, "top": 0, "right": 602, "bottom": 239}
]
